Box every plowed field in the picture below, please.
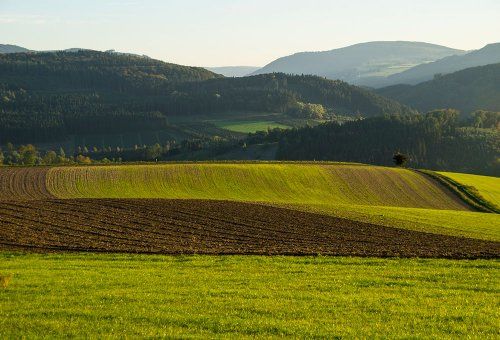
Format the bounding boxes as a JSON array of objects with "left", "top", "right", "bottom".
[
  {"left": 0, "top": 199, "right": 498, "bottom": 258},
  {"left": 0, "top": 167, "right": 54, "bottom": 200}
]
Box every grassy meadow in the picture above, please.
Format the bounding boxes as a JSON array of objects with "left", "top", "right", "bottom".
[
  {"left": 439, "top": 171, "right": 500, "bottom": 209},
  {"left": 213, "top": 119, "right": 291, "bottom": 133},
  {"left": 44, "top": 163, "right": 500, "bottom": 241},
  {"left": 1, "top": 253, "right": 499, "bottom": 338}
]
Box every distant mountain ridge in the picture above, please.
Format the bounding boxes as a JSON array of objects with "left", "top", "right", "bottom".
[
  {"left": 376, "top": 63, "right": 500, "bottom": 114},
  {"left": 381, "top": 43, "right": 500, "bottom": 86},
  {"left": 206, "top": 66, "right": 260, "bottom": 77},
  {"left": 0, "top": 44, "right": 31, "bottom": 53},
  {"left": 0, "top": 44, "right": 152, "bottom": 58},
  {"left": 251, "top": 41, "right": 466, "bottom": 86}
]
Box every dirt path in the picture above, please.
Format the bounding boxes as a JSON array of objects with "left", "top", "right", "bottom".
[{"left": 0, "top": 199, "right": 497, "bottom": 258}]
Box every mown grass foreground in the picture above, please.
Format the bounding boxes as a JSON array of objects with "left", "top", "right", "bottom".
[{"left": 1, "top": 253, "right": 499, "bottom": 338}]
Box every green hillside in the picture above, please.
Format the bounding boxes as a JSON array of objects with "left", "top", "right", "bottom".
[
  {"left": 439, "top": 171, "right": 500, "bottom": 209},
  {"left": 41, "top": 163, "right": 500, "bottom": 241},
  {"left": 46, "top": 163, "right": 465, "bottom": 208}
]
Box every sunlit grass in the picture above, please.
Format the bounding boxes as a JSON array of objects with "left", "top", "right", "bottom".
[
  {"left": 44, "top": 163, "right": 500, "bottom": 241},
  {"left": 1, "top": 253, "right": 498, "bottom": 338},
  {"left": 213, "top": 119, "right": 291, "bottom": 133},
  {"left": 293, "top": 202, "right": 500, "bottom": 241},
  {"left": 439, "top": 171, "right": 500, "bottom": 208}
]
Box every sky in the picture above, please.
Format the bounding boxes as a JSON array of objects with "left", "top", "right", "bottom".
[{"left": 1, "top": 0, "right": 499, "bottom": 67}]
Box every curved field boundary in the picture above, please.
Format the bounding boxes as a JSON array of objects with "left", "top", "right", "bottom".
[
  {"left": 438, "top": 171, "right": 500, "bottom": 213},
  {"left": 46, "top": 164, "right": 470, "bottom": 210},
  {"left": 0, "top": 167, "right": 55, "bottom": 200},
  {"left": 0, "top": 199, "right": 498, "bottom": 258},
  {"left": 418, "top": 170, "right": 500, "bottom": 213}
]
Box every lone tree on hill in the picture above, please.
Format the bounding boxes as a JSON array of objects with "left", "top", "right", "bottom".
[{"left": 393, "top": 152, "right": 408, "bottom": 167}]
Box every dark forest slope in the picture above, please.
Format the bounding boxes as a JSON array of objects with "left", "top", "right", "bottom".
[
  {"left": 0, "top": 52, "right": 413, "bottom": 144},
  {"left": 377, "top": 63, "right": 500, "bottom": 114}
]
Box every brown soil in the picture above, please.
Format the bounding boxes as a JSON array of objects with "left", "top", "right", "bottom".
[
  {"left": 0, "top": 199, "right": 497, "bottom": 258},
  {"left": 0, "top": 167, "right": 54, "bottom": 200}
]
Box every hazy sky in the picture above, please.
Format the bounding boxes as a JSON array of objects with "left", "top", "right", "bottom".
[{"left": 1, "top": 0, "right": 499, "bottom": 67}]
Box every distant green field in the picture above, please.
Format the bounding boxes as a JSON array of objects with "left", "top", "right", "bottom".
[
  {"left": 213, "top": 119, "right": 291, "bottom": 133},
  {"left": 43, "top": 163, "right": 500, "bottom": 241},
  {"left": 439, "top": 171, "right": 500, "bottom": 208},
  {"left": 1, "top": 253, "right": 498, "bottom": 338}
]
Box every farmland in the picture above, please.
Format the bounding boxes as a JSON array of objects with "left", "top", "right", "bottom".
[
  {"left": 0, "top": 164, "right": 499, "bottom": 244},
  {"left": 1, "top": 199, "right": 497, "bottom": 257},
  {"left": 0, "top": 162, "right": 499, "bottom": 337},
  {"left": 0, "top": 163, "right": 498, "bottom": 241}
]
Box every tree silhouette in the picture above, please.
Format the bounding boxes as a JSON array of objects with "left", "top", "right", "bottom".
[{"left": 393, "top": 152, "right": 408, "bottom": 167}]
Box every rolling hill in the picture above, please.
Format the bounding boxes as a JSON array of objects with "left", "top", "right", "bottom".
[
  {"left": 0, "top": 50, "right": 220, "bottom": 89},
  {"left": 251, "top": 41, "right": 464, "bottom": 86},
  {"left": 0, "top": 51, "right": 414, "bottom": 145},
  {"left": 376, "top": 63, "right": 500, "bottom": 113},
  {"left": 1, "top": 163, "right": 499, "bottom": 242},
  {"left": 383, "top": 43, "right": 500, "bottom": 86},
  {"left": 438, "top": 171, "right": 500, "bottom": 211}
]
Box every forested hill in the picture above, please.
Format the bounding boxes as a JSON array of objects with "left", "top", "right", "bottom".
[
  {"left": 0, "top": 50, "right": 221, "bottom": 91},
  {"left": 255, "top": 110, "right": 498, "bottom": 175},
  {"left": 376, "top": 63, "right": 500, "bottom": 114},
  {"left": 167, "top": 74, "right": 415, "bottom": 117},
  {"left": 0, "top": 51, "right": 413, "bottom": 144}
]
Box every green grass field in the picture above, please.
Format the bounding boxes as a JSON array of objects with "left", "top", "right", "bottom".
[
  {"left": 1, "top": 253, "right": 499, "bottom": 338},
  {"left": 212, "top": 119, "right": 291, "bottom": 133},
  {"left": 439, "top": 171, "right": 500, "bottom": 209},
  {"left": 44, "top": 163, "right": 500, "bottom": 241}
]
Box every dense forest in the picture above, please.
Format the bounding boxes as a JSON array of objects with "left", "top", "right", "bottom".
[
  {"left": 0, "top": 51, "right": 413, "bottom": 144},
  {"left": 376, "top": 63, "right": 500, "bottom": 114},
  {"left": 0, "top": 50, "right": 219, "bottom": 90},
  {"left": 268, "top": 110, "right": 499, "bottom": 175}
]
